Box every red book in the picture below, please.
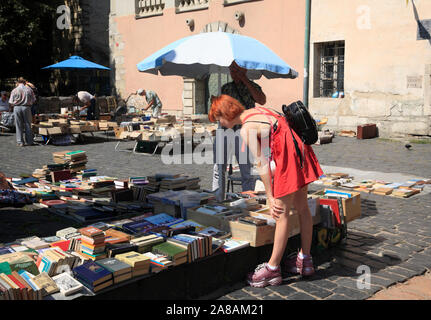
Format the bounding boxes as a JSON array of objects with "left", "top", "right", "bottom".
[
  {"left": 7, "top": 274, "right": 28, "bottom": 300},
  {"left": 50, "top": 240, "right": 71, "bottom": 252},
  {"left": 79, "top": 226, "right": 104, "bottom": 238},
  {"left": 80, "top": 235, "right": 105, "bottom": 245}
]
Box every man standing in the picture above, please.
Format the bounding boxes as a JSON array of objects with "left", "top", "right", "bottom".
[
  {"left": 137, "top": 88, "right": 162, "bottom": 118},
  {"left": 9, "top": 78, "right": 36, "bottom": 146},
  {"left": 212, "top": 61, "right": 266, "bottom": 200},
  {"left": 74, "top": 91, "right": 97, "bottom": 120}
]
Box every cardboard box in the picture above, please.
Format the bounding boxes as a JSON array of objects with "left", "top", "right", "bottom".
[
  {"left": 247, "top": 203, "right": 321, "bottom": 243},
  {"left": 39, "top": 127, "right": 49, "bottom": 135},
  {"left": 47, "top": 127, "right": 63, "bottom": 135},
  {"left": 313, "top": 189, "right": 361, "bottom": 224},
  {"left": 228, "top": 219, "right": 275, "bottom": 247},
  {"left": 114, "top": 127, "right": 127, "bottom": 138},
  {"left": 70, "top": 125, "right": 81, "bottom": 134}
]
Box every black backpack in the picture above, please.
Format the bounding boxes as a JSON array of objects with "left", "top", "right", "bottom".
[
  {"left": 282, "top": 101, "right": 318, "bottom": 168},
  {"left": 282, "top": 101, "right": 318, "bottom": 145}
]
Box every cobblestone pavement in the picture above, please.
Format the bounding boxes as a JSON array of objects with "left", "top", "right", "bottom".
[{"left": 1, "top": 132, "right": 431, "bottom": 300}]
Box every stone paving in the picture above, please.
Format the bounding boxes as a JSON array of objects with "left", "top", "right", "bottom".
[{"left": 1, "top": 131, "right": 431, "bottom": 300}]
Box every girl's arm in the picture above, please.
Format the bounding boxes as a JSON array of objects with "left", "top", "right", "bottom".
[{"left": 240, "top": 125, "right": 284, "bottom": 219}]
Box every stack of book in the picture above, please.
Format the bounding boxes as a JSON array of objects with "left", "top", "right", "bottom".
[
  {"left": 76, "top": 169, "right": 97, "bottom": 180},
  {"left": 72, "top": 261, "right": 113, "bottom": 293},
  {"left": 141, "top": 252, "right": 173, "bottom": 271},
  {"left": 104, "top": 228, "right": 131, "bottom": 245},
  {"left": 152, "top": 241, "right": 188, "bottom": 266},
  {"left": 56, "top": 227, "right": 81, "bottom": 240},
  {"left": 32, "top": 168, "right": 50, "bottom": 180},
  {"left": 52, "top": 151, "right": 72, "bottom": 165},
  {"left": 144, "top": 176, "right": 161, "bottom": 194},
  {"left": 115, "top": 252, "right": 151, "bottom": 277},
  {"left": 185, "top": 177, "right": 201, "bottom": 190},
  {"left": 159, "top": 176, "right": 188, "bottom": 192},
  {"left": 130, "top": 234, "right": 164, "bottom": 253},
  {"left": 78, "top": 227, "right": 107, "bottom": 261},
  {"left": 95, "top": 258, "right": 132, "bottom": 284},
  {"left": 64, "top": 151, "right": 88, "bottom": 173},
  {"left": 128, "top": 177, "right": 148, "bottom": 187}
]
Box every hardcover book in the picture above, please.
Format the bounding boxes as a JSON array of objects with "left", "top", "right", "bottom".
[
  {"left": 115, "top": 252, "right": 150, "bottom": 269},
  {"left": 78, "top": 227, "right": 105, "bottom": 238},
  {"left": 152, "top": 242, "right": 188, "bottom": 261},
  {"left": 95, "top": 258, "right": 132, "bottom": 277},
  {"left": 105, "top": 243, "right": 138, "bottom": 258},
  {"left": 72, "top": 261, "right": 112, "bottom": 286}
]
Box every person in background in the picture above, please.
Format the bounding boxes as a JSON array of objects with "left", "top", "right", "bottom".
[
  {"left": 137, "top": 88, "right": 162, "bottom": 118},
  {"left": 73, "top": 91, "right": 97, "bottom": 120},
  {"left": 0, "top": 91, "right": 10, "bottom": 112},
  {"left": 209, "top": 94, "right": 323, "bottom": 287},
  {"left": 9, "top": 78, "right": 36, "bottom": 146},
  {"left": 212, "top": 61, "right": 266, "bottom": 201},
  {"left": 26, "top": 82, "right": 38, "bottom": 123}
]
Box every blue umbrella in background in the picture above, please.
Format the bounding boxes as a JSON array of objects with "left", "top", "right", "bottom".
[
  {"left": 42, "top": 55, "right": 110, "bottom": 94},
  {"left": 137, "top": 31, "right": 298, "bottom": 80},
  {"left": 42, "top": 55, "right": 110, "bottom": 70}
]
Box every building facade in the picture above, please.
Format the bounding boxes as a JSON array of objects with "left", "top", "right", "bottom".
[
  {"left": 109, "top": 0, "right": 306, "bottom": 116},
  {"left": 309, "top": 0, "right": 431, "bottom": 137}
]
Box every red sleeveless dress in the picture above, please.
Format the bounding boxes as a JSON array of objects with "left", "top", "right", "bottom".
[{"left": 242, "top": 107, "right": 323, "bottom": 198}]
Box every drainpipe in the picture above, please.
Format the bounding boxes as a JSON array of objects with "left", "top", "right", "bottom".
[{"left": 303, "top": 0, "right": 311, "bottom": 107}]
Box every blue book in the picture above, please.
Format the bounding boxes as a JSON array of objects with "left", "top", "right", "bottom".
[
  {"left": 72, "top": 261, "right": 112, "bottom": 286},
  {"left": 0, "top": 247, "right": 14, "bottom": 255},
  {"left": 143, "top": 213, "right": 177, "bottom": 226},
  {"left": 122, "top": 221, "right": 156, "bottom": 234},
  {"left": 14, "top": 177, "right": 39, "bottom": 185},
  {"left": 172, "top": 235, "right": 196, "bottom": 244}
]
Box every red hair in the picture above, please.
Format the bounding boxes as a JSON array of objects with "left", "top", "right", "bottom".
[{"left": 208, "top": 94, "right": 245, "bottom": 123}]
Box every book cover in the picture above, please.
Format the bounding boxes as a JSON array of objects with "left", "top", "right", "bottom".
[
  {"left": 96, "top": 258, "right": 132, "bottom": 277},
  {"left": 50, "top": 240, "right": 71, "bottom": 252},
  {"left": 122, "top": 221, "right": 156, "bottom": 234},
  {"left": 143, "top": 213, "right": 178, "bottom": 226},
  {"left": 78, "top": 227, "right": 104, "bottom": 238},
  {"left": 0, "top": 262, "right": 12, "bottom": 275},
  {"left": 32, "top": 272, "right": 60, "bottom": 296},
  {"left": 115, "top": 252, "right": 150, "bottom": 269},
  {"left": 221, "top": 239, "right": 250, "bottom": 253},
  {"left": 105, "top": 243, "right": 138, "bottom": 258},
  {"left": 152, "top": 242, "right": 187, "bottom": 260},
  {"left": 52, "top": 272, "right": 84, "bottom": 296},
  {"left": 72, "top": 261, "right": 112, "bottom": 286}
]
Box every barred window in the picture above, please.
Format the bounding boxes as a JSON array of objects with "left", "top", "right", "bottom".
[{"left": 314, "top": 41, "right": 345, "bottom": 98}]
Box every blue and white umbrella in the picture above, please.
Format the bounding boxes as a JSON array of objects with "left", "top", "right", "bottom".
[{"left": 137, "top": 32, "right": 298, "bottom": 80}]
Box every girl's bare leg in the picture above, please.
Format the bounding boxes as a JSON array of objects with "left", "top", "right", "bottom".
[
  {"left": 268, "top": 193, "right": 294, "bottom": 267},
  {"left": 293, "top": 185, "right": 313, "bottom": 256}
]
